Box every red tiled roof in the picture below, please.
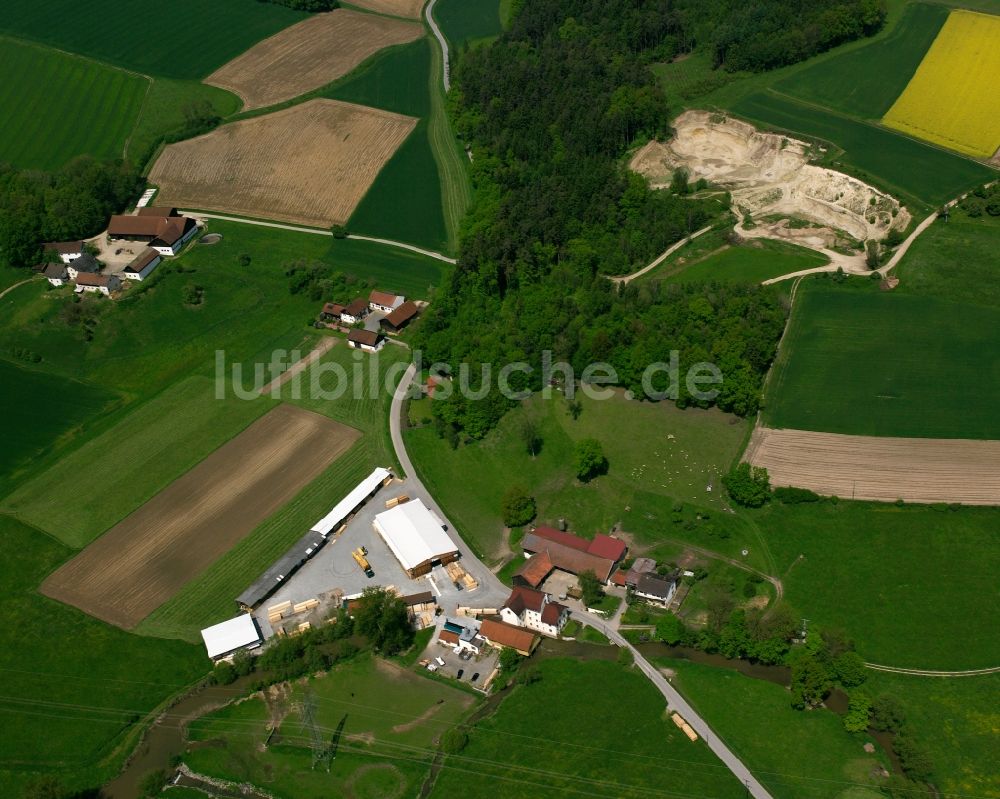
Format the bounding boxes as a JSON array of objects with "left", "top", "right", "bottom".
[
  {"left": 75, "top": 273, "right": 113, "bottom": 287},
  {"left": 382, "top": 300, "right": 418, "bottom": 329},
  {"left": 369, "top": 289, "right": 401, "bottom": 307},
  {"left": 107, "top": 214, "right": 194, "bottom": 246},
  {"left": 44, "top": 240, "right": 83, "bottom": 254},
  {"left": 322, "top": 302, "right": 345, "bottom": 316},
  {"left": 610, "top": 569, "right": 628, "bottom": 587},
  {"left": 522, "top": 533, "right": 615, "bottom": 582},
  {"left": 513, "top": 552, "right": 553, "bottom": 588},
  {"left": 540, "top": 601, "right": 566, "bottom": 626},
  {"left": 438, "top": 629, "right": 460, "bottom": 645},
  {"left": 588, "top": 534, "right": 627, "bottom": 562},
  {"left": 503, "top": 586, "right": 546, "bottom": 616},
  {"left": 124, "top": 248, "right": 159, "bottom": 272},
  {"left": 348, "top": 328, "right": 380, "bottom": 347},
  {"left": 344, "top": 298, "right": 368, "bottom": 316},
  {"left": 532, "top": 526, "right": 590, "bottom": 552},
  {"left": 479, "top": 619, "right": 538, "bottom": 654}
]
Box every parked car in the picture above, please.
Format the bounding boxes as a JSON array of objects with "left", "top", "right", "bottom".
[
  {"left": 426, "top": 663, "right": 438, "bottom": 672},
  {"left": 435, "top": 656, "right": 445, "bottom": 667},
  {"left": 457, "top": 669, "right": 464, "bottom": 680},
  {"left": 471, "top": 672, "right": 479, "bottom": 682}
]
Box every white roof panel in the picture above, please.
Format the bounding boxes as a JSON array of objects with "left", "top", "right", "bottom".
[
  {"left": 374, "top": 499, "right": 458, "bottom": 571},
  {"left": 201, "top": 614, "right": 261, "bottom": 659},
  {"left": 310, "top": 467, "right": 391, "bottom": 536}
]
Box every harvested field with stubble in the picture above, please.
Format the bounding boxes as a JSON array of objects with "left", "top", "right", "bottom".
[
  {"left": 348, "top": 0, "right": 426, "bottom": 19},
  {"left": 41, "top": 404, "right": 360, "bottom": 629},
  {"left": 746, "top": 426, "right": 1000, "bottom": 505},
  {"left": 205, "top": 9, "right": 421, "bottom": 110},
  {"left": 149, "top": 99, "right": 416, "bottom": 227}
]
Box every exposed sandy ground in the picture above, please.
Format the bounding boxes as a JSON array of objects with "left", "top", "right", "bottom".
[
  {"left": 149, "top": 99, "right": 416, "bottom": 228},
  {"left": 259, "top": 336, "right": 337, "bottom": 395},
  {"left": 746, "top": 426, "right": 1000, "bottom": 505},
  {"left": 206, "top": 9, "right": 422, "bottom": 110},
  {"left": 348, "top": 0, "right": 426, "bottom": 19},
  {"left": 41, "top": 405, "right": 360, "bottom": 628},
  {"left": 631, "top": 111, "right": 911, "bottom": 250}
]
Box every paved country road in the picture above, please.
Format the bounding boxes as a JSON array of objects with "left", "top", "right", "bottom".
[
  {"left": 388, "top": 362, "right": 774, "bottom": 797},
  {"left": 425, "top": 0, "right": 450, "bottom": 92},
  {"left": 574, "top": 613, "right": 775, "bottom": 799}
]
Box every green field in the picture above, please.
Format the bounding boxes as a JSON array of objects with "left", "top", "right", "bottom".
[
  {"left": 325, "top": 38, "right": 432, "bottom": 118},
  {"left": 0, "top": 514, "right": 205, "bottom": 795},
  {"left": 776, "top": 3, "right": 948, "bottom": 119},
  {"left": 0, "top": 360, "right": 119, "bottom": 492},
  {"left": 0, "top": 0, "right": 304, "bottom": 79},
  {"left": 406, "top": 390, "right": 750, "bottom": 560},
  {"left": 348, "top": 119, "right": 450, "bottom": 253},
  {"left": 0, "top": 37, "right": 147, "bottom": 170},
  {"left": 184, "top": 654, "right": 472, "bottom": 799},
  {"left": 667, "top": 659, "right": 887, "bottom": 799},
  {"left": 430, "top": 658, "right": 746, "bottom": 798},
  {"left": 752, "top": 500, "right": 1000, "bottom": 669},
  {"left": 2, "top": 376, "right": 274, "bottom": 548},
  {"left": 649, "top": 240, "right": 828, "bottom": 285},
  {"left": 139, "top": 345, "right": 407, "bottom": 641},
  {"left": 729, "top": 92, "right": 994, "bottom": 208},
  {"left": 865, "top": 671, "right": 1000, "bottom": 799},
  {"left": 763, "top": 277, "right": 1000, "bottom": 439},
  {"left": 434, "top": 0, "right": 503, "bottom": 48}
]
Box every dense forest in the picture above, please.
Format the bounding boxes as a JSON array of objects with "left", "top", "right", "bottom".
[
  {"left": 417, "top": 0, "right": 814, "bottom": 438},
  {"left": 0, "top": 157, "right": 140, "bottom": 267}
]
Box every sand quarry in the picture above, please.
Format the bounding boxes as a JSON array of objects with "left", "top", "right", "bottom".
[{"left": 631, "top": 111, "right": 911, "bottom": 253}]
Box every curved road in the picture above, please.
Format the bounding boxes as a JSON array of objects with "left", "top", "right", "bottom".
[
  {"left": 388, "top": 362, "right": 773, "bottom": 797},
  {"left": 425, "top": 0, "right": 450, "bottom": 92},
  {"left": 574, "top": 613, "right": 774, "bottom": 799},
  {"left": 0, "top": 276, "right": 41, "bottom": 299},
  {"left": 610, "top": 225, "right": 713, "bottom": 284}
]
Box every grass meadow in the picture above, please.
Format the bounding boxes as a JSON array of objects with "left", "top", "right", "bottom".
[
  {"left": 2, "top": 376, "right": 274, "bottom": 548},
  {"left": 138, "top": 345, "right": 407, "bottom": 640},
  {"left": 430, "top": 658, "right": 746, "bottom": 799},
  {"left": 0, "top": 360, "right": 120, "bottom": 493},
  {"left": 0, "top": 37, "right": 147, "bottom": 170},
  {"left": 325, "top": 38, "right": 432, "bottom": 118},
  {"left": 0, "top": 0, "right": 305, "bottom": 79},
  {"left": 405, "top": 390, "right": 750, "bottom": 560},
  {"left": 666, "top": 659, "right": 887, "bottom": 799},
  {"left": 434, "top": 0, "right": 503, "bottom": 48},
  {"left": 775, "top": 2, "right": 948, "bottom": 119},
  {"left": 646, "top": 239, "right": 828, "bottom": 285},
  {"left": 184, "top": 654, "right": 472, "bottom": 799},
  {"left": 864, "top": 671, "right": 1000, "bottom": 799},
  {"left": 729, "top": 92, "right": 993, "bottom": 208},
  {"left": 0, "top": 514, "right": 205, "bottom": 796},
  {"left": 762, "top": 276, "right": 1000, "bottom": 439},
  {"left": 751, "top": 499, "right": 1000, "bottom": 669}
]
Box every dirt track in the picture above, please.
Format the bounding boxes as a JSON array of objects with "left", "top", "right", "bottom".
[
  {"left": 206, "top": 9, "right": 421, "bottom": 110},
  {"left": 746, "top": 426, "right": 1000, "bottom": 505},
  {"left": 149, "top": 99, "right": 416, "bottom": 228},
  {"left": 42, "top": 405, "right": 360, "bottom": 629}
]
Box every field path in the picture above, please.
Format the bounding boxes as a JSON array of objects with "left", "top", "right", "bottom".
[
  {"left": 609, "top": 225, "right": 712, "bottom": 284},
  {"left": 182, "top": 212, "right": 456, "bottom": 263},
  {"left": 259, "top": 336, "right": 337, "bottom": 396},
  {"left": 864, "top": 662, "right": 1000, "bottom": 677},
  {"left": 574, "top": 613, "right": 775, "bottom": 799},
  {"left": 425, "top": 0, "right": 450, "bottom": 92},
  {"left": 0, "top": 276, "right": 42, "bottom": 299}
]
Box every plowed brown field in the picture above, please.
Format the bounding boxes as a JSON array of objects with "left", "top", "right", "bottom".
[
  {"left": 206, "top": 9, "right": 422, "bottom": 110},
  {"left": 148, "top": 99, "right": 416, "bottom": 227},
  {"left": 349, "top": 0, "right": 426, "bottom": 19},
  {"left": 41, "top": 405, "right": 360, "bottom": 629},
  {"left": 746, "top": 426, "right": 1000, "bottom": 505}
]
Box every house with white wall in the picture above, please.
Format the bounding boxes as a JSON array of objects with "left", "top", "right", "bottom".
[
  {"left": 122, "top": 248, "right": 162, "bottom": 281},
  {"left": 44, "top": 241, "right": 83, "bottom": 264},
  {"left": 499, "top": 586, "right": 569, "bottom": 638},
  {"left": 75, "top": 273, "right": 121, "bottom": 296},
  {"left": 369, "top": 290, "right": 405, "bottom": 313}
]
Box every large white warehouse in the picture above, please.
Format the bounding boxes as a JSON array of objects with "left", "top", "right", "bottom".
[{"left": 373, "top": 499, "right": 459, "bottom": 577}]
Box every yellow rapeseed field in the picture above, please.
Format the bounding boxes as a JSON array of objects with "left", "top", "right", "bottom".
[{"left": 883, "top": 10, "right": 1000, "bottom": 159}]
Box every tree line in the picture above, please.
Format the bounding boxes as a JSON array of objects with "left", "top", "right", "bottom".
[
  {"left": 0, "top": 157, "right": 141, "bottom": 268},
  {"left": 417, "top": 0, "right": 793, "bottom": 439}
]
